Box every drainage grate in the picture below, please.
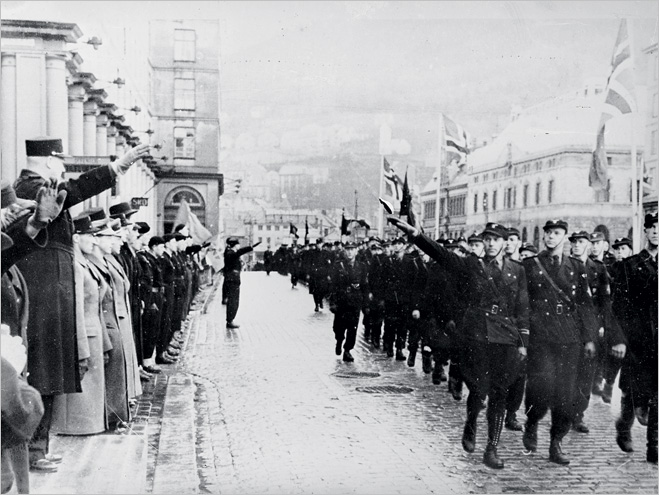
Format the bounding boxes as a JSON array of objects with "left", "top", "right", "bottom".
[
  {"left": 332, "top": 371, "right": 381, "bottom": 379},
  {"left": 356, "top": 385, "right": 413, "bottom": 394}
]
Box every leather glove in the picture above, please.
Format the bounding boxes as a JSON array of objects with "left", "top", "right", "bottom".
[
  {"left": 111, "top": 143, "right": 150, "bottom": 175},
  {"left": 29, "top": 178, "right": 67, "bottom": 229}
]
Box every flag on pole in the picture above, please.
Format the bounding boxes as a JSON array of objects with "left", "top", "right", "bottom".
[
  {"left": 304, "top": 216, "right": 309, "bottom": 244},
  {"left": 443, "top": 114, "right": 471, "bottom": 166},
  {"left": 382, "top": 157, "right": 403, "bottom": 201},
  {"left": 289, "top": 222, "right": 299, "bottom": 239},
  {"left": 590, "top": 19, "right": 636, "bottom": 191},
  {"left": 173, "top": 199, "right": 213, "bottom": 245},
  {"left": 340, "top": 212, "right": 351, "bottom": 236},
  {"left": 399, "top": 170, "right": 420, "bottom": 229}
]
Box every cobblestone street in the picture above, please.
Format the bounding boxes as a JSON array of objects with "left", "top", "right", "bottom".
[{"left": 151, "top": 272, "right": 657, "bottom": 494}]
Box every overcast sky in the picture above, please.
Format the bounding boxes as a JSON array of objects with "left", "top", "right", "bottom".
[{"left": 3, "top": 1, "right": 658, "bottom": 150}]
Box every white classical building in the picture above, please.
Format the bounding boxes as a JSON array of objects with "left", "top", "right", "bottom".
[{"left": 466, "top": 80, "right": 646, "bottom": 246}]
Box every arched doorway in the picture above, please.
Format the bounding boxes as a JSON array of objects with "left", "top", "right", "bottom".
[{"left": 164, "top": 186, "right": 206, "bottom": 234}]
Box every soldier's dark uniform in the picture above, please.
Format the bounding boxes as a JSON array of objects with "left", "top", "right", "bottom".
[
  {"left": 611, "top": 212, "right": 658, "bottom": 464},
  {"left": 157, "top": 237, "right": 178, "bottom": 363},
  {"left": 364, "top": 242, "right": 388, "bottom": 349},
  {"left": 328, "top": 243, "right": 368, "bottom": 362},
  {"left": 521, "top": 219, "right": 599, "bottom": 465},
  {"left": 223, "top": 237, "right": 257, "bottom": 328},
  {"left": 382, "top": 238, "right": 408, "bottom": 358},
  {"left": 138, "top": 237, "right": 165, "bottom": 369},
  {"left": 263, "top": 248, "right": 273, "bottom": 275},
  {"left": 571, "top": 232, "right": 625, "bottom": 433},
  {"left": 409, "top": 222, "right": 529, "bottom": 469},
  {"left": 403, "top": 248, "right": 429, "bottom": 366}
]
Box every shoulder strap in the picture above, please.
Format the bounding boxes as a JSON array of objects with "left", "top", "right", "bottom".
[
  {"left": 532, "top": 256, "right": 572, "bottom": 305},
  {"left": 478, "top": 259, "right": 503, "bottom": 301}
]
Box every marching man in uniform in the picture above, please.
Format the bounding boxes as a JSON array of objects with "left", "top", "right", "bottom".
[{"left": 387, "top": 217, "right": 529, "bottom": 470}]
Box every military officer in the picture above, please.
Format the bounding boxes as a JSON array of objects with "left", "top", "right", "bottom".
[
  {"left": 224, "top": 237, "right": 261, "bottom": 328},
  {"left": 505, "top": 227, "right": 522, "bottom": 261},
  {"left": 467, "top": 233, "right": 485, "bottom": 258},
  {"left": 364, "top": 240, "right": 387, "bottom": 348},
  {"left": 388, "top": 217, "right": 529, "bottom": 470},
  {"left": 521, "top": 219, "right": 599, "bottom": 465},
  {"left": 611, "top": 212, "right": 657, "bottom": 464},
  {"left": 328, "top": 242, "right": 368, "bottom": 362},
  {"left": 589, "top": 231, "right": 616, "bottom": 270},
  {"left": 382, "top": 237, "right": 408, "bottom": 359}
]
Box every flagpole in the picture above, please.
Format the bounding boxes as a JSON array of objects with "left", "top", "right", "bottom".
[
  {"left": 378, "top": 155, "right": 385, "bottom": 238},
  {"left": 434, "top": 114, "right": 445, "bottom": 238},
  {"left": 628, "top": 18, "right": 642, "bottom": 252}
]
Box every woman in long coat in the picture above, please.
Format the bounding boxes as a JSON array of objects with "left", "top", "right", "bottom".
[{"left": 52, "top": 216, "right": 112, "bottom": 435}]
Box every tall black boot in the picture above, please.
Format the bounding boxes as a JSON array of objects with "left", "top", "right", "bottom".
[
  {"left": 616, "top": 392, "right": 635, "bottom": 453},
  {"left": 407, "top": 349, "right": 417, "bottom": 367},
  {"left": 523, "top": 419, "right": 538, "bottom": 452},
  {"left": 462, "top": 394, "right": 480, "bottom": 453},
  {"left": 549, "top": 437, "right": 570, "bottom": 465},
  {"left": 483, "top": 412, "right": 505, "bottom": 469}
]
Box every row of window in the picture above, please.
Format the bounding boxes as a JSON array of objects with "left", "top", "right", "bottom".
[
  {"left": 422, "top": 195, "right": 467, "bottom": 219},
  {"left": 473, "top": 180, "right": 555, "bottom": 213},
  {"left": 473, "top": 158, "right": 558, "bottom": 184}
]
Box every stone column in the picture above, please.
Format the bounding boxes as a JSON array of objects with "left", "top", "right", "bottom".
[
  {"left": 1, "top": 53, "right": 17, "bottom": 181},
  {"left": 83, "top": 101, "right": 98, "bottom": 155},
  {"left": 106, "top": 125, "right": 117, "bottom": 157},
  {"left": 115, "top": 134, "right": 126, "bottom": 158},
  {"left": 67, "top": 84, "right": 86, "bottom": 156},
  {"left": 96, "top": 113, "right": 108, "bottom": 156},
  {"left": 45, "top": 53, "right": 69, "bottom": 152}
]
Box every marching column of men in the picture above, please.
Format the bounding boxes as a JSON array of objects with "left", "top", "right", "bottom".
[
  {"left": 0, "top": 137, "right": 212, "bottom": 490},
  {"left": 271, "top": 211, "right": 657, "bottom": 469}
]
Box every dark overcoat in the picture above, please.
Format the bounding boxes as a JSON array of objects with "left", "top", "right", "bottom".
[{"left": 13, "top": 166, "right": 115, "bottom": 395}]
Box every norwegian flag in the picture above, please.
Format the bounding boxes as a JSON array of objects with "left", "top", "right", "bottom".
[
  {"left": 590, "top": 19, "right": 636, "bottom": 191},
  {"left": 443, "top": 114, "right": 471, "bottom": 166},
  {"left": 382, "top": 157, "right": 403, "bottom": 201}
]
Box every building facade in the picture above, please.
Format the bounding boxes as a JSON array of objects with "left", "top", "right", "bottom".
[
  {"left": 466, "top": 81, "right": 644, "bottom": 246},
  {"left": 420, "top": 165, "right": 469, "bottom": 240},
  {"left": 0, "top": 20, "right": 157, "bottom": 225},
  {"left": 148, "top": 20, "right": 223, "bottom": 236}
]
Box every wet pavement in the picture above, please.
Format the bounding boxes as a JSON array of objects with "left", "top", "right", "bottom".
[{"left": 148, "top": 272, "right": 657, "bottom": 494}]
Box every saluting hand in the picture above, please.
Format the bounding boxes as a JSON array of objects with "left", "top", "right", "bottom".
[
  {"left": 113, "top": 143, "right": 151, "bottom": 175},
  {"left": 31, "top": 178, "right": 67, "bottom": 228},
  {"left": 386, "top": 216, "right": 418, "bottom": 237}
]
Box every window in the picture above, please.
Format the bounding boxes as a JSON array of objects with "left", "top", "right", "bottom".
[
  {"left": 258, "top": 225, "right": 263, "bottom": 231},
  {"left": 533, "top": 226, "right": 540, "bottom": 247},
  {"left": 522, "top": 227, "right": 527, "bottom": 242},
  {"left": 512, "top": 186, "right": 517, "bottom": 208},
  {"left": 275, "top": 226, "right": 280, "bottom": 231},
  {"left": 535, "top": 182, "right": 541, "bottom": 204},
  {"left": 258, "top": 237, "right": 262, "bottom": 243},
  {"left": 174, "top": 127, "right": 195, "bottom": 159},
  {"left": 523, "top": 184, "right": 528, "bottom": 207},
  {"left": 267, "top": 237, "right": 271, "bottom": 245},
  {"left": 174, "top": 29, "right": 196, "bottom": 62},
  {"left": 266, "top": 225, "right": 272, "bottom": 231},
  {"left": 473, "top": 193, "right": 478, "bottom": 213},
  {"left": 174, "top": 78, "right": 195, "bottom": 110},
  {"left": 492, "top": 190, "right": 497, "bottom": 211},
  {"left": 482, "top": 192, "right": 488, "bottom": 211},
  {"left": 548, "top": 180, "right": 554, "bottom": 203},
  {"left": 424, "top": 200, "right": 436, "bottom": 220}
]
